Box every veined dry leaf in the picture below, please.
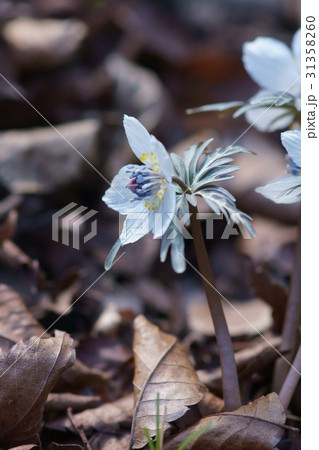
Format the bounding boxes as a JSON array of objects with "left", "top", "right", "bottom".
[
  {"left": 131, "top": 315, "right": 207, "bottom": 449},
  {"left": 0, "top": 284, "right": 108, "bottom": 392},
  {"left": 0, "top": 331, "right": 75, "bottom": 447},
  {"left": 164, "top": 393, "right": 286, "bottom": 450}
]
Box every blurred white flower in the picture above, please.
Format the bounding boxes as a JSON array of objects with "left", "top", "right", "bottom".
[
  {"left": 241, "top": 29, "right": 301, "bottom": 131},
  {"left": 103, "top": 115, "right": 176, "bottom": 268},
  {"left": 187, "top": 29, "right": 301, "bottom": 132},
  {"left": 255, "top": 129, "right": 301, "bottom": 203}
]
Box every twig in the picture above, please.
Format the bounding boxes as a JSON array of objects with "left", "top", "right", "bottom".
[
  {"left": 189, "top": 203, "right": 241, "bottom": 411},
  {"left": 279, "top": 345, "right": 301, "bottom": 410},
  {"left": 67, "top": 407, "right": 93, "bottom": 450}
]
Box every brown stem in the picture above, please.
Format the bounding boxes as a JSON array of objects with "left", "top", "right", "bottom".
[
  {"left": 279, "top": 345, "right": 301, "bottom": 410},
  {"left": 189, "top": 203, "right": 241, "bottom": 411},
  {"left": 281, "top": 221, "right": 301, "bottom": 351},
  {"left": 273, "top": 220, "right": 301, "bottom": 391}
]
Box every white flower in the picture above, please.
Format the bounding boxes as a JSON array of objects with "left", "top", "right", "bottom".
[
  {"left": 160, "top": 140, "right": 256, "bottom": 272},
  {"left": 103, "top": 115, "right": 176, "bottom": 269},
  {"left": 255, "top": 130, "right": 301, "bottom": 203},
  {"left": 187, "top": 29, "right": 301, "bottom": 132},
  {"left": 241, "top": 29, "right": 301, "bottom": 131}
]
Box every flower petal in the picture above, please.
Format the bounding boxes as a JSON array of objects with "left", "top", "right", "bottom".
[
  {"left": 123, "top": 115, "right": 174, "bottom": 180},
  {"left": 281, "top": 130, "right": 301, "bottom": 167},
  {"left": 292, "top": 28, "right": 301, "bottom": 73},
  {"left": 243, "top": 36, "right": 300, "bottom": 96},
  {"left": 160, "top": 219, "right": 186, "bottom": 273},
  {"left": 256, "top": 175, "right": 301, "bottom": 204},
  {"left": 245, "top": 105, "right": 295, "bottom": 132},
  {"left": 186, "top": 101, "right": 244, "bottom": 115},
  {"left": 150, "top": 135, "right": 174, "bottom": 181},
  {"left": 152, "top": 182, "right": 176, "bottom": 239},
  {"left": 102, "top": 165, "right": 140, "bottom": 213},
  {"left": 119, "top": 203, "right": 152, "bottom": 245}
]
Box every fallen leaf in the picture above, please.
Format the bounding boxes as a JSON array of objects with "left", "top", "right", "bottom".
[
  {"left": 45, "top": 393, "right": 101, "bottom": 413},
  {"left": 187, "top": 295, "right": 272, "bottom": 337},
  {"left": 0, "top": 283, "right": 44, "bottom": 341},
  {"left": 238, "top": 216, "right": 297, "bottom": 266},
  {"left": 0, "top": 284, "right": 109, "bottom": 393},
  {"left": 197, "top": 392, "right": 224, "bottom": 417},
  {"left": 0, "top": 331, "right": 75, "bottom": 447},
  {"left": 2, "top": 17, "right": 87, "bottom": 69},
  {"left": 251, "top": 267, "right": 288, "bottom": 332},
  {"left": 197, "top": 336, "right": 282, "bottom": 392},
  {"left": 48, "top": 394, "right": 133, "bottom": 433},
  {"left": 131, "top": 315, "right": 207, "bottom": 449},
  {"left": 164, "top": 393, "right": 286, "bottom": 450},
  {"left": 0, "top": 119, "right": 99, "bottom": 193},
  {"left": 0, "top": 243, "right": 44, "bottom": 304},
  {"left": 89, "top": 432, "right": 131, "bottom": 450}
]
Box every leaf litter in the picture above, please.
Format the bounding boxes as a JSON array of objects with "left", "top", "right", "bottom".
[{"left": 0, "top": 1, "right": 301, "bottom": 448}]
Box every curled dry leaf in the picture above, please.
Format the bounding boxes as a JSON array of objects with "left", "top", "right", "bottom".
[
  {"left": 47, "top": 394, "right": 133, "bottom": 434},
  {"left": 0, "top": 284, "right": 108, "bottom": 392},
  {"left": 45, "top": 393, "right": 101, "bottom": 413},
  {"left": 131, "top": 315, "right": 207, "bottom": 449},
  {"left": 0, "top": 331, "right": 75, "bottom": 447},
  {"left": 164, "top": 393, "right": 286, "bottom": 450}
]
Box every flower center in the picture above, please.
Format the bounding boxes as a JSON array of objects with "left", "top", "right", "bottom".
[{"left": 126, "top": 165, "right": 167, "bottom": 210}]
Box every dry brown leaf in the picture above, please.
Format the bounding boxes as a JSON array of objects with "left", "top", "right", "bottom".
[
  {"left": 0, "top": 284, "right": 44, "bottom": 342},
  {"left": 197, "top": 391, "right": 224, "bottom": 417},
  {"left": 131, "top": 315, "right": 207, "bottom": 449},
  {"left": 187, "top": 295, "right": 272, "bottom": 337},
  {"left": 0, "top": 119, "right": 99, "bottom": 193},
  {"left": 45, "top": 393, "right": 101, "bottom": 413},
  {"left": 0, "top": 284, "right": 108, "bottom": 392},
  {"left": 89, "top": 432, "right": 131, "bottom": 450},
  {"left": 197, "top": 336, "right": 282, "bottom": 391},
  {"left": 47, "top": 394, "right": 133, "bottom": 434},
  {"left": 0, "top": 331, "right": 75, "bottom": 447},
  {"left": 164, "top": 393, "right": 286, "bottom": 450}
]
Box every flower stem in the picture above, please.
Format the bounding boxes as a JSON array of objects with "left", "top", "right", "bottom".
[
  {"left": 189, "top": 204, "right": 241, "bottom": 411},
  {"left": 279, "top": 345, "right": 301, "bottom": 410},
  {"left": 273, "top": 220, "right": 301, "bottom": 392}
]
